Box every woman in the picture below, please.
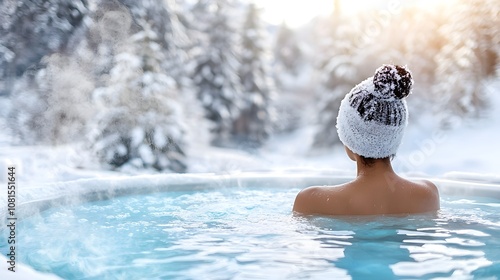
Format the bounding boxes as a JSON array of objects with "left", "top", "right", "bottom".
[{"left": 293, "top": 65, "right": 440, "bottom": 215}]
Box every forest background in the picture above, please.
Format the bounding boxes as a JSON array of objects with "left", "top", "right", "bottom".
[{"left": 0, "top": 0, "right": 499, "bottom": 179}]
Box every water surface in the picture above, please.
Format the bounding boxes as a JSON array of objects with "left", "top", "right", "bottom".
[{"left": 2, "top": 187, "right": 500, "bottom": 279}]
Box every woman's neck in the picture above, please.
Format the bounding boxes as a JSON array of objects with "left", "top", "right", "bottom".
[{"left": 356, "top": 158, "right": 395, "bottom": 178}]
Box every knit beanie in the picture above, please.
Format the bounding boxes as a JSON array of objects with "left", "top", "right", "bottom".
[{"left": 336, "top": 64, "right": 413, "bottom": 158}]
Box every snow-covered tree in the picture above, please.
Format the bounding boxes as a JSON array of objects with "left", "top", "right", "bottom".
[
  {"left": 161, "top": 0, "right": 194, "bottom": 87},
  {"left": 84, "top": 0, "right": 133, "bottom": 84},
  {"left": 312, "top": 12, "right": 370, "bottom": 148},
  {"left": 89, "top": 20, "right": 187, "bottom": 172},
  {"left": 434, "top": 0, "right": 500, "bottom": 121},
  {"left": 273, "top": 23, "right": 303, "bottom": 79},
  {"left": 0, "top": 0, "right": 88, "bottom": 95},
  {"left": 8, "top": 54, "right": 95, "bottom": 145},
  {"left": 190, "top": 0, "right": 244, "bottom": 146},
  {"left": 118, "top": 0, "right": 186, "bottom": 84},
  {"left": 311, "top": 3, "right": 449, "bottom": 147},
  {"left": 232, "top": 3, "right": 274, "bottom": 147}
]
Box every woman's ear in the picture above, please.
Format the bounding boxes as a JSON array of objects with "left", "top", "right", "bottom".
[{"left": 344, "top": 146, "right": 356, "bottom": 162}]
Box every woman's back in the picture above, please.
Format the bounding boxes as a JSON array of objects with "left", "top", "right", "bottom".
[
  {"left": 341, "top": 176, "right": 439, "bottom": 215},
  {"left": 293, "top": 175, "right": 439, "bottom": 216}
]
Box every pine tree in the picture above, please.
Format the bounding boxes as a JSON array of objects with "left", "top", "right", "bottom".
[
  {"left": 312, "top": 4, "right": 429, "bottom": 148},
  {"left": 162, "top": 0, "right": 193, "bottom": 87},
  {"left": 85, "top": 0, "right": 133, "bottom": 81},
  {"left": 232, "top": 3, "right": 273, "bottom": 147},
  {"left": 2, "top": 0, "right": 90, "bottom": 143},
  {"left": 0, "top": 0, "right": 88, "bottom": 95},
  {"left": 312, "top": 11, "right": 365, "bottom": 148},
  {"left": 273, "top": 23, "right": 303, "bottom": 79},
  {"left": 434, "top": 0, "right": 499, "bottom": 121},
  {"left": 89, "top": 20, "right": 187, "bottom": 172},
  {"left": 191, "top": 0, "right": 244, "bottom": 146},
  {"left": 163, "top": 0, "right": 213, "bottom": 149}
]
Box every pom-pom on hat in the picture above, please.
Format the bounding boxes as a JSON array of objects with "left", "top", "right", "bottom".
[{"left": 336, "top": 64, "right": 413, "bottom": 158}]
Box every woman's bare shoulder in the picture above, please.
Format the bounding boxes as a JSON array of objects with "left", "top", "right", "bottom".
[
  {"left": 292, "top": 186, "right": 319, "bottom": 214},
  {"left": 413, "top": 179, "right": 439, "bottom": 193},
  {"left": 292, "top": 184, "right": 349, "bottom": 215},
  {"left": 409, "top": 179, "right": 440, "bottom": 210}
]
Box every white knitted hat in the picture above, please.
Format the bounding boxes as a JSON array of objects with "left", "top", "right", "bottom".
[{"left": 336, "top": 65, "right": 413, "bottom": 158}]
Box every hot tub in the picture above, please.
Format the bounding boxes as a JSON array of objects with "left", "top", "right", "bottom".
[{"left": 1, "top": 173, "right": 500, "bottom": 279}]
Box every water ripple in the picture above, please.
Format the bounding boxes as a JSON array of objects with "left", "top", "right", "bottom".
[{"left": 2, "top": 189, "right": 500, "bottom": 279}]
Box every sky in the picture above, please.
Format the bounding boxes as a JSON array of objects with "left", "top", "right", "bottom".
[
  {"left": 252, "top": 0, "right": 444, "bottom": 28},
  {"left": 252, "top": 0, "right": 334, "bottom": 28}
]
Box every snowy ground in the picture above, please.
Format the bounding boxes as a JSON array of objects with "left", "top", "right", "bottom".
[{"left": 0, "top": 80, "right": 499, "bottom": 279}]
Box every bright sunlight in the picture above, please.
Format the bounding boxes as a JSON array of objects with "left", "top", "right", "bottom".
[
  {"left": 253, "top": 0, "right": 334, "bottom": 28},
  {"left": 253, "top": 0, "right": 393, "bottom": 28}
]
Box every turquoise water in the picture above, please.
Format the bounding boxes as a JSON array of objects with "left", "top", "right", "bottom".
[{"left": 2, "top": 187, "right": 500, "bottom": 279}]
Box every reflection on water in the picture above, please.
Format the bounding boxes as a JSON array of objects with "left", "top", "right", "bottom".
[
  {"left": 307, "top": 196, "right": 500, "bottom": 279},
  {"left": 1, "top": 189, "right": 500, "bottom": 279}
]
